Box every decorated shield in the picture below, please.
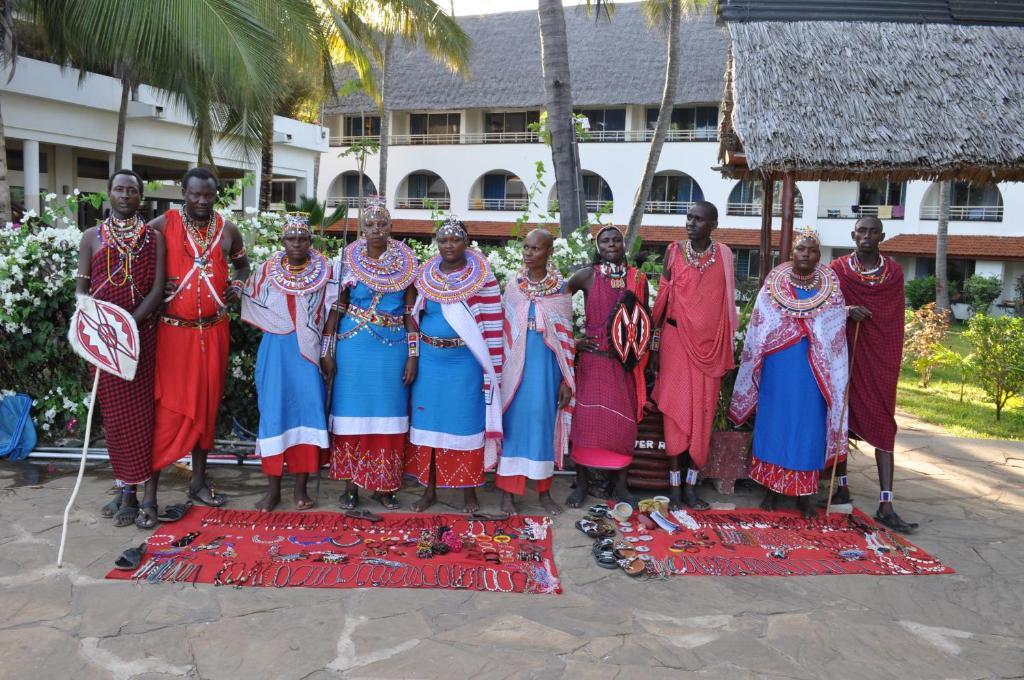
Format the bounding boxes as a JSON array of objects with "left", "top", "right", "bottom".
[
  {"left": 610, "top": 300, "right": 652, "bottom": 371},
  {"left": 68, "top": 295, "right": 140, "bottom": 381}
]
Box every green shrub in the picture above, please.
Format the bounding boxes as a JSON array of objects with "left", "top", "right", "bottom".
[
  {"left": 964, "top": 314, "right": 1024, "bottom": 420},
  {"left": 962, "top": 274, "right": 1003, "bottom": 315},
  {"left": 905, "top": 275, "right": 936, "bottom": 309}
]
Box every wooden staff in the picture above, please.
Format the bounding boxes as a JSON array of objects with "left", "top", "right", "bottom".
[
  {"left": 825, "top": 320, "right": 861, "bottom": 516},
  {"left": 57, "top": 369, "right": 100, "bottom": 567}
]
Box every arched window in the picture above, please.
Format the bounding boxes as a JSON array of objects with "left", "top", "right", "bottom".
[
  {"left": 921, "top": 182, "right": 1003, "bottom": 221},
  {"left": 645, "top": 172, "right": 704, "bottom": 214},
  {"left": 396, "top": 171, "right": 450, "bottom": 209},
  {"left": 726, "top": 180, "right": 803, "bottom": 217},
  {"left": 469, "top": 170, "right": 527, "bottom": 211},
  {"left": 327, "top": 171, "right": 377, "bottom": 208}
]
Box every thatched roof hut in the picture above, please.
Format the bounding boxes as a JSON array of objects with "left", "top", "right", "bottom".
[{"left": 717, "top": 6, "right": 1024, "bottom": 182}]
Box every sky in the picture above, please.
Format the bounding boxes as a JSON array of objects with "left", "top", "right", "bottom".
[{"left": 450, "top": 0, "right": 642, "bottom": 16}]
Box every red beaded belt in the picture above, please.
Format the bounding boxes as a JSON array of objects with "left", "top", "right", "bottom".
[
  {"left": 421, "top": 333, "right": 466, "bottom": 349},
  {"left": 345, "top": 304, "right": 403, "bottom": 329},
  {"left": 160, "top": 308, "right": 227, "bottom": 329}
]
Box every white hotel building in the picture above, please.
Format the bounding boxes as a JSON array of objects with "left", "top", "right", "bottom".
[{"left": 318, "top": 7, "right": 1024, "bottom": 314}]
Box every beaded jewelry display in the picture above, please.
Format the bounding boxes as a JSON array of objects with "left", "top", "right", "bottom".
[
  {"left": 267, "top": 249, "right": 330, "bottom": 296},
  {"left": 515, "top": 265, "right": 564, "bottom": 299},
  {"left": 344, "top": 239, "right": 418, "bottom": 293},
  {"left": 683, "top": 239, "right": 717, "bottom": 273},
  {"left": 765, "top": 263, "right": 840, "bottom": 319},
  {"left": 416, "top": 248, "right": 491, "bottom": 304},
  {"left": 597, "top": 262, "right": 627, "bottom": 289},
  {"left": 98, "top": 214, "right": 150, "bottom": 304}
]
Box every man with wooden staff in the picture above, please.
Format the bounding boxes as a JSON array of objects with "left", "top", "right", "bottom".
[{"left": 827, "top": 216, "right": 917, "bottom": 533}]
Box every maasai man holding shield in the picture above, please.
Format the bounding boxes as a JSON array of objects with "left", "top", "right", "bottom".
[
  {"left": 650, "top": 201, "right": 737, "bottom": 510},
  {"left": 75, "top": 170, "right": 165, "bottom": 528},
  {"left": 730, "top": 227, "right": 848, "bottom": 518},
  {"left": 406, "top": 217, "right": 504, "bottom": 514},
  {"left": 241, "top": 214, "right": 335, "bottom": 511},
  {"left": 566, "top": 225, "right": 650, "bottom": 508},
  {"left": 149, "top": 167, "right": 250, "bottom": 507},
  {"left": 828, "top": 216, "right": 916, "bottom": 533},
  {"left": 497, "top": 229, "right": 575, "bottom": 516}
]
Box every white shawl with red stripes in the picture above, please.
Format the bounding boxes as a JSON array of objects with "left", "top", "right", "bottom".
[{"left": 501, "top": 278, "right": 575, "bottom": 469}]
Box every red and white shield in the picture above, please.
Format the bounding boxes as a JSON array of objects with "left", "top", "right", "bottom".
[{"left": 68, "top": 296, "right": 140, "bottom": 381}]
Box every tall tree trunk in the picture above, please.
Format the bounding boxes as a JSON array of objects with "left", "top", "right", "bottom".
[
  {"left": 377, "top": 39, "right": 391, "bottom": 202},
  {"left": 114, "top": 77, "right": 130, "bottom": 169},
  {"left": 538, "top": 0, "right": 586, "bottom": 236},
  {"left": 0, "top": 98, "right": 11, "bottom": 225},
  {"left": 935, "top": 179, "right": 951, "bottom": 312},
  {"left": 357, "top": 155, "right": 365, "bottom": 233},
  {"left": 625, "top": 0, "right": 680, "bottom": 251},
  {"left": 259, "top": 115, "right": 273, "bottom": 210}
]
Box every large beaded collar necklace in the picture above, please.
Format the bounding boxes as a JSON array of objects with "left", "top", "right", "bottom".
[
  {"left": 848, "top": 252, "right": 888, "bottom": 285},
  {"left": 765, "top": 262, "right": 839, "bottom": 319},
  {"left": 516, "top": 265, "right": 564, "bottom": 299},
  {"left": 267, "top": 249, "right": 330, "bottom": 296},
  {"left": 416, "top": 249, "right": 490, "bottom": 304},
  {"left": 597, "top": 261, "right": 627, "bottom": 289},
  {"left": 344, "top": 238, "right": 418, "bottom": 293},
  {"left": 683, "top": 239, "right": 717, "bottom": 273}
]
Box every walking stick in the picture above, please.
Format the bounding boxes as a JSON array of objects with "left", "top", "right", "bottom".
[
  {"left": 57, "top": 369, "right": 100, "bottom": 568},
  {"left": 316, "top": 211, "right": 349, "bottom": 500},
  {"left": 825, "top": 321, "right": 861, "bottom": 516}
]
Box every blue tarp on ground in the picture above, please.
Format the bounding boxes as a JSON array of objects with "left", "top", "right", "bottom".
[{"left": 0, "top": 393, "right": 36, "bottom": 461}]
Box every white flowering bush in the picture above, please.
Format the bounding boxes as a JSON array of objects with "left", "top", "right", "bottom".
[{"left": 0, "top": 193, "right": 105, "bottom": 438}]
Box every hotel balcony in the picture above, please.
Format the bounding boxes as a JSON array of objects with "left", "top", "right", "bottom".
[
  {"left": 919, "top": 204, "right": 1004, "bottom": 221},
  {"left": 818, "top": 204, "right": 906, "bottom": 220},
  {"left": 329, "top": 134, "right": 380, "bottom": 147}
]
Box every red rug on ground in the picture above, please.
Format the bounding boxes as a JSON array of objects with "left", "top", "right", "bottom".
[
  {"left": 612, "top": 507, "right": 953, "bottom": 577},
  {"left": 106, "top": 507, "right": 561, "bottom": 594}
]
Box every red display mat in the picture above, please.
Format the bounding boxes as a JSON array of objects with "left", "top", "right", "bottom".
[
  {"left": 106, "top": 508, "right": 561, "bottom": 593},
  {"left": 611, "top": 508, "right": 953, "bottom": 577}
]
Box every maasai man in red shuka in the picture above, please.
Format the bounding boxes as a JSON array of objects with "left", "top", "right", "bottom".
[
  {"left": 828, "top": 216, "right": 917, "bottom": 533},
  {"left": 149, "top": 167, "right": 250, "bottom": 509},
  {"left": 497, "top": 229, "right": 575, "bottom": 516},
  {"left": 566, "top": 225, "right": 650, "bottom": 508},
  {"left": 650, "top": 201, "right": 737, "bottom": 511},
  {"left": 75, "top": 170, "right": 165, "bottom": 528}
]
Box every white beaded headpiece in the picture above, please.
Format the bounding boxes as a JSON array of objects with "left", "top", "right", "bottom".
[
  {"left": 283, "top": 213, "right": 312, "bottom": 238},
  {"left": 437, "top": 214, "right": 467, "bottom": 241},
  {"left": 795, "top": 225, "right": 820, "bottom": 245}
]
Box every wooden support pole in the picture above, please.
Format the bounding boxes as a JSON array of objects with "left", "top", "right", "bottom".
[
  {"left": 758, "top": 175, "right": 774, "bottom": 286},
  {"left": 779, "top": 173, "right": 796, "bottom": 263}
]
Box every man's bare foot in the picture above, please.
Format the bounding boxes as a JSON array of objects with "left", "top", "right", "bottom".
[
  {"left": 411, "top": 490, "right": 436, "bottom": 513},
  {"left": 682, "top": 484, "right": 710, "bottom": 510},
  {"left": 818, "top": 485, "right": 851, "bottom": 508},
  {"left": 539, "top": 491, "right": 562, "bottom": 515},
  {"left": 565, "top": 485, "right": 587, "bottom": 509},
  {"left": 760, "top": 490, "right": 779, "bottom": 512},
  {"left": 796, "top": 496, "right": 816, "bottom": 519},
  {"left": 500, "top": 492, "right": 518, "bottom": 516},
  {"left": 463, "top": 489, "right": 481, "bottom": 514},
  {"left": 668, "top": 486, "right": 684, "bottom": 511},
  {"left": 255, "top": 491, "right": 280, "bottom": 512}
]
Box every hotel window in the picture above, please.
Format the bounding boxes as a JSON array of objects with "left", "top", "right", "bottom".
[
  {"left": 645, "top": 106, "right": 718, "bottom": 138},
  {"left": 409, "top": 112, "right": 461, "bottom": 136},
  {"left": 859, "top": 180, "right": 905, "bottom": 207},
  {"left": 343, "top": 115, "right": 381, "bottom": 137},
  {"left": 575, "top": 108, "right": 627, "bottom": 136},
  {"left": 270, "top": 179, "right": 297, "bottom": 205},
  {"left": 485, "top": 110, "right": 540, "bottom": 134}
]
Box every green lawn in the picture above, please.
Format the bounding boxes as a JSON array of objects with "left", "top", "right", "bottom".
[{"left": 898, "top": 325, "right": 1024, "bottom": 440}]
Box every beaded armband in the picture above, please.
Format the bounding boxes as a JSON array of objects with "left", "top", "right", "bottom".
[
  {"left": 230, "top": 247, "right": 247, "bottom": 261},
  {"left": 650, "top": 328, "right": 661, "bottom": 352},
  {"left": 229, "top": 279, "right": 244, "bottom": 291},
  {"left": 404, "top": 304, "right": 415, "bottom": 316},
  {"left": 75, "top": 273, "right": 92, "bottom": 280},
  {"left": 407, "top": 332, "right": 420, "bottom": 358},
  {"left": 334, "top": 302, "right": 349, "bottom": 315}
]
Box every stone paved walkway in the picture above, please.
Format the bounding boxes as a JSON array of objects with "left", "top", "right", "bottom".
[{"left": 1, "top": 423, "right": 1023, "bottom": 679}]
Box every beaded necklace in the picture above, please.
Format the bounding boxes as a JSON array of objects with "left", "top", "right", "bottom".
[
  {"left": 267, "top": 249, "right": 330, "bottom": 296},
  {"left": 597, "top": 261, "right": 627, "bottom": 289},
  {"left": 516, "top": 265, "right": 564, "bottom": 299},
  {"left": 344, "top": 238, "right": 417, "bottom": 293},
  {"left": 848, "top": 252, "right": 888, "bottom": 285},
  {"left": 788, "top": 268, "right": 821, "bottom": 291},
  {"left": 416, "top": 249, "right": 491, "bottom": 304},
  {"left": 765, "top": 263, "right": 839, "bottom": 318},
  {"left": 99, "top": 214, "right": 149, "bottom": 304},
  {"left": 683, "top": 239, "right": 717, "bottom": 273},
  {"left": 182, "top": 210, "right": 215, "bottom": 255}
]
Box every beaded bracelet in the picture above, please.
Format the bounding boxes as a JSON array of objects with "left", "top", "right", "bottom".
[
  {"left": 230, "top": 279, "right": 244, "bottom": 291},
  {"left": 407, "top": 332, "right": 420, "bottom": 358},
  {"left": 334, "top": 303, "right": 349, "bottom": 315},
  {"left": 75, "top": 273, "right": 91, "bottom": 280},
  {"left": 404, "top": 304, "right": 415, "bottom": 316},
  {"left": 230, "top": 247, "right": 247, "bottom": 261},
  {"left": 650, "top": 328, "right": 661, "bottom": 352},
  {"left": 320, "top": 335, "right": 331, "bottom": 358}
]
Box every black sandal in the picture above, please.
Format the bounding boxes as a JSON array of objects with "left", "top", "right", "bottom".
[
  {"left": 157, "top": 501, "right": 192, "bottom": 523},
  {"left": 101, "top": 497, "right": 122, "bottom": 519},
  {"left": 112, "top": 504, "right": 139, "bottom": 528},
  {"left": 372, "top": 492, "right": 400, "bottom": 510},
  {"left": 187, "top": 484, "right": 227, "bottom": 508},
  {"left": 340, "top": 489, "right": 359, "bottom": 510},
  {"left": 135, "top": 502, "right": 159, "bottom": 530},
  {"left": 345, "top": 509, "right": 383, "bottom": 522},
  {"left": 875, "top": 510, "right": 919, "bottom": 534},
  {"left": 114, "top": 543, "right": 147, "bottom": 571}
]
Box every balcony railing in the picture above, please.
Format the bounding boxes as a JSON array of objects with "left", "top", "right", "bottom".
[
  {"left": 818, "top": 204, "right": 906, "bottom": 220},
  {"left": 390, "top": 133, "right": 464, "bottom": 145},
  {"left": 585, "top": 128, "right": 717, "bottom": 143},
  {"left": 325, "top": 196, "right": 369, "bottom": 208},
  {"left": 726, "top": 201, "right": 804, "bottom": 218},
  {"left": 395, "top": 196, "right": 451, "bottom": 210},
  {"left": 384, "top": 128, "right": 717, "bottom": 145},
  {"left": 329, "top": 135, "right": 380, "bottom": 147},
  {"left": 549, "top": 199, "right": 614, "bottom": 212},
  {"left": 920, "top": 204, "right": 1003, "bottom": 221},
  {"left": 469, "top": 197, "right": 530, "bottom": 211},
  {"left": 645, "top": 200, "right": 695, "bottom": 215}
]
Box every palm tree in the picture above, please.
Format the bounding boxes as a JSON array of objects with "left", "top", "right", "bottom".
[
  {"left": 935, "top": 179, "right": 951, "bottom": 313},
  {"left": 1, "top": 0, "right": 22, "bottom": 224},
  {"left": 624, "top": 0, "right": 708, "bottom": 250}
]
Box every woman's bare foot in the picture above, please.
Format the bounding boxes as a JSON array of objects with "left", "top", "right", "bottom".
[
  {"left": 293, "top": 474, "right": 315, "bottom": 510},
  {"left": 796, "top": 495, "right": 816, "bottom": 519},
  {"left": 539, "top": 491, "right": 562, "bottom": 516},
  {"left": 500, "top": 492, "right": 518, "bottom": 516},
  {"left": 463, "top": 488, "right": 481, "bottom": 514},
  {"left": 411, "top": 489, "right": 437, "bottom": 513},
  {"left": 565, "top": 484, "right": 587, "bottom": 509},
  {"left": 255, "top": 490, "right": 280, "bottom": 512},
  {"left": 760, "top": 490, "right": 779, "bottom": 512}
]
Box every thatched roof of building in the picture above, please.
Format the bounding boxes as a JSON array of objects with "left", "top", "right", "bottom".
[
  {"left": 718, "top": 20, "right": 1024, "bottom": 182},
  {"left": 327, "top": 5, "right": 727, "bottom": 115}
]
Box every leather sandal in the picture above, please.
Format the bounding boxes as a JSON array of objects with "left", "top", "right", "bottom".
[
  {"left": 875, "top": 510, "right": 919, "bottom": 534},
  {"left": 157, "top": 501, "right": 192, "bottom": 523},
  {"left": 114, "top": 542, "right": 147, "bottom": 571}
]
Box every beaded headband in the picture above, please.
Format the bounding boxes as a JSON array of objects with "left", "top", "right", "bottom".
[
  {"left": 363, "top": 196, "right": 390, "bottom": 223},
  {"left": 795, "top": 225, "right": 820, "bottom": 246},
  {"left": 437, "top": 214, "right": 468, "bottom": 241},
  {"left": 596, "top": 224, "right": 625, "bottom": 240},
  {"left": 283, "top": 212, "right": 312, "bottom": 238}
]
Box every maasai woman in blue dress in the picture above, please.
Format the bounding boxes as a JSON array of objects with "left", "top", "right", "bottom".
[
  {"left": 729, "top": 227, "right": 848, "bottom": 518},
  {"left": 406, "top": 217, "right": 504, "bottom": 514},
  {"left": 321, "top": 199, "right": 419, "bottom": 510},
  {"left": 241, "top": 214, "right": 336, "bottom": 512}
]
